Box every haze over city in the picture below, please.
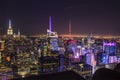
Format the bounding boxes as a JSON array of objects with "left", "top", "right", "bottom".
[{"left": 0, "top": 0, "right": 120, "bottom": 35}]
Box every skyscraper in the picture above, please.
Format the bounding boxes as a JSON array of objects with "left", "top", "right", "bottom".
[{"left": 7, "top": 19, "right": 13, "bottom": 35}]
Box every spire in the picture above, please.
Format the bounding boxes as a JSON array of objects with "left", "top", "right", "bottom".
[
  {"left": 69, "top": 19, "right": 71, "bottom": 37},
  {"left": 90, "top": 32, "right": 93, "bottom": 38},
  {"left": 18, "top": 29, "right": 20, "bottom": 36},
  {"left": 9, "top": 19, "right": 11, "bottom": 29},
  {"left": 49, "top": 16, "right": 52, "bottom": 32},
  {"left": 7, "top": 19, "right": 13, "bottom": 35}
]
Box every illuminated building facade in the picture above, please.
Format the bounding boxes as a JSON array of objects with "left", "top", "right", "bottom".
[
  {"left": 7, "top": 19, "right": 13, "bottom": 35},
  {"left": 103, "top": 42, "right": 117, "bottom": 64},
  {"left": 0, "top": 41, "right": 5, "bottom": 63},
  {"left": 0, "top": 41, "right": 5, "bottom": 51},
  {"left": 47, "top": 16, "right": 59, "bottom": 51}
]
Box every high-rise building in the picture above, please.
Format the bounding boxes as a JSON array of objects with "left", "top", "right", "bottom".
[{"left": 7, "top": 19, "right": 13, "bottom": 35}]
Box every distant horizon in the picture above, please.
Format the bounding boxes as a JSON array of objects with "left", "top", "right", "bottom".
[
  {"left": 33, "top": 33, "right": 120, "bottom": 36},
  {"left": 0, "top": 19, "right": 120, "bottom": 36},
  {"left": 1, "top": 29, "right": 120, "bottom": 36}
]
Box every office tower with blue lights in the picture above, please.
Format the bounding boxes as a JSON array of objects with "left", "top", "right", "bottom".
[
  {"left": 102, "top": 41, "right": 117, "bottom": 64},
  {"left": 47, "top": 16, "right": 59, "bottom": 51}
]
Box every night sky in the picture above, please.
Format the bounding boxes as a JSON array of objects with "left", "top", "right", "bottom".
[{"left": 0, "top": 0, "right": 120, "bottom": 35}]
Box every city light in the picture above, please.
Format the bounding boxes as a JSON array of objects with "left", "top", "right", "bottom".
[{"left": 103, "top": 42, "right": 115, "bottom": 46}]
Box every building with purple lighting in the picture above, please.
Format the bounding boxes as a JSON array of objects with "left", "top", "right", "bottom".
[{"left": 102, "top": 41, "right": 117, "bottom": 64}]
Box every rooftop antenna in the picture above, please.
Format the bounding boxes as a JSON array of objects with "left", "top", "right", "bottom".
[
  {"left": 49, "top": 16, "right": 52, "bottom": 32},
  {"left": 90, "top": 32, "right": 93, "bottom": 37},
  {"left": 18, "top": 29, "right": 20, "bottom": 36},
  {"left": 9, "top": 19, "right": 11, "bottom": 28},
  {"left": 69, "top": 19, "right": 71, "bottom": 37}
]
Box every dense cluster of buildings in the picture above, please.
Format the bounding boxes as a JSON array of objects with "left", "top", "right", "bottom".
[{"left": 0, "top": 18, "right": 120, "bottom": 79}]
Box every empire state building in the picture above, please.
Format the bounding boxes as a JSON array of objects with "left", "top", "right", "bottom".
[{"left": 7, "top": 19, "right": 13, "bottom": 35}]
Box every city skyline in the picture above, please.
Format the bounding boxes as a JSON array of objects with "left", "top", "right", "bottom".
[{"left": 0, "top": 0, "right": 120, "bottom": 35}]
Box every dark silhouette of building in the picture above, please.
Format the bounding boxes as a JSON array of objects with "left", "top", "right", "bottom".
[
  {"left": 114, "top": 63, "right": 120, "bottom": 72},
  {"left": 12, "top": 70, "right": 85, "bottom": 80},
  {"left": 92, "top": 68, "right": 120, "bottom": 80}
]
